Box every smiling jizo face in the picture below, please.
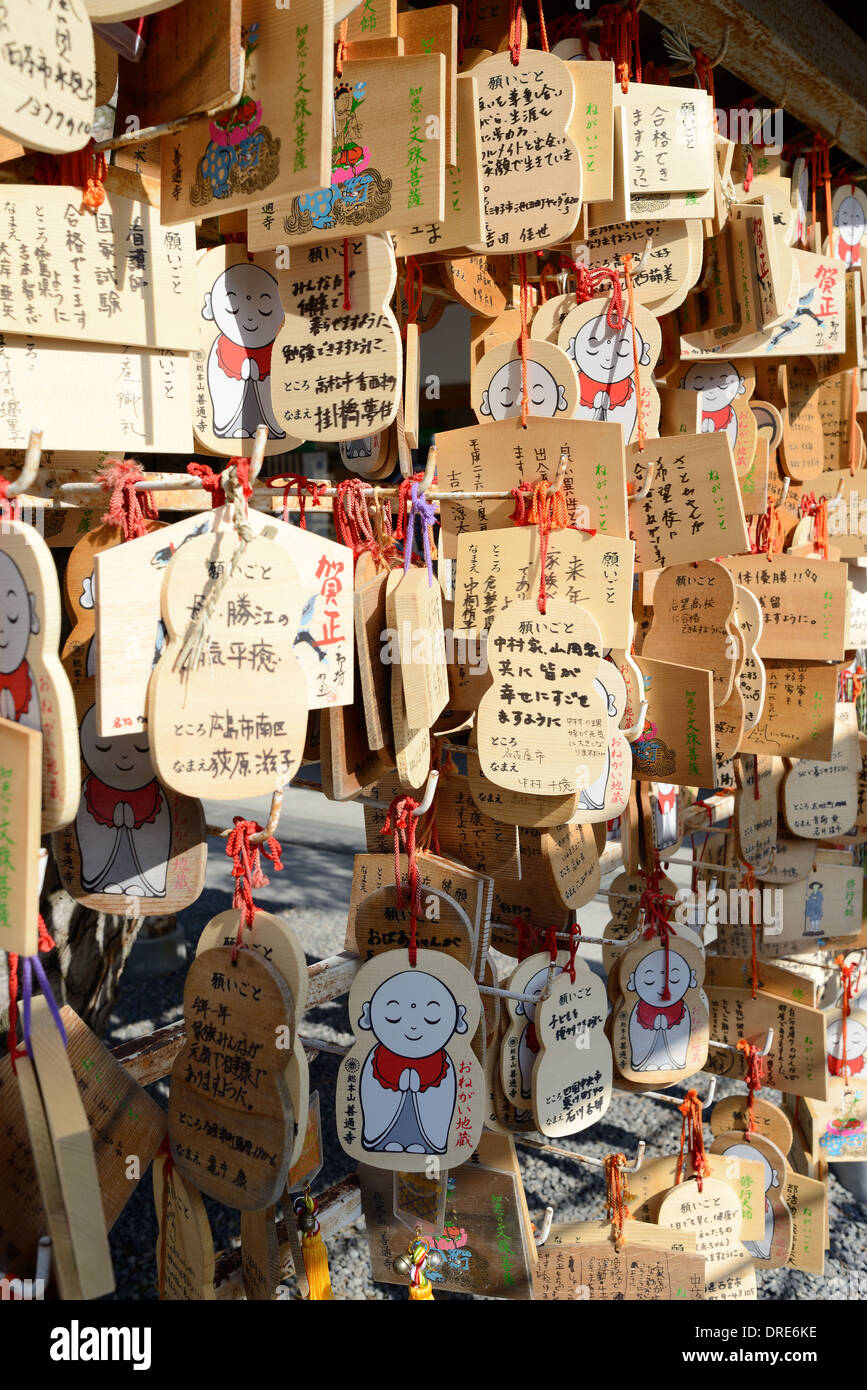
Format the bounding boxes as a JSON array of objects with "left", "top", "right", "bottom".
[
  {"left": 837, "top": 195, "right": 866, "bottom": 247},
  {"left": 569, "top": 315, "right": 649, "bottom": 383},
  {"left": 481, "top": 359, "right": 568, "bottom": 420},
  {"left": 0, "top": 551, "right": 37, "bottom": 675},
  {"left": 629, "top": 948, "right": 694, "bottom": 1005},
  {"left": 723, "top": 1143, "right": 778, "bottom": 1195},
  {"left": 203, "top": 263, "right": 284, "bottom": 349},
  {"left": 827, "top": 1018, "right": 867, "bottom": 1060},
  {"left": 361, "top": 970, "right": 467, "bottom": 1058},
  {"left": 681, "top": 361, "right": 745, "bottom": 409},
  {"left": 79, "top": 705, "right": 154, "bottom": 792}
]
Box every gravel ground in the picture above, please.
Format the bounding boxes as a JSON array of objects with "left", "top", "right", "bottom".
[{"left": 102, "top": 789, "right": 867, "bottom": 1301}]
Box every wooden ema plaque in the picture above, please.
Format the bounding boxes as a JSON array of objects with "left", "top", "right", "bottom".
[
  {"left": 657, "top": 1178, "right": 757, "bottom": 1302},
  {"left": 0, "top": 1, "right": 95, "bottom": 153},
  {"left": 705, "top": 989, "right": 828, "bottom": 1102},
  {"left": 632, "top": 656, "right": 717, "bottom": 787},
  {"left": 437, "top": 417, "right": 628, "bottom": 561},
  {"left": 169, "top": 946, "right": 295, "bottom": 1210},
  {"left": 359, "top": 1132, "right": 534, "bottom": 1298},
  {"left": 247, "top": 53, "right": 446, "bottom": 250},
  {"left": 642, "top": 560, "right": 738, "bottom": 708},
  {"left": 116, "top": 0, "right": 242, "bottom": 131},
  {"left": 473, "top": 51, "right": 582, "bottom": 254},
  {"left": 153, "top": 1149, "right": 216, "bottom": 1301},
  {"left": 627, "top": 433, "right": 749, "bottom": 571},
  {"left": 558, "top": 297, "right": 661, "bottom": 447},
  {"left": 271, "top": 234, "right": 401, "bottom": 443},
  {"left": 160, "top": 0, "right": 333, "bottom": 225},
  {"left": 0, "top": 518, "right": 79, "bottom": 832},
  {"left": 337, "top": 949, "right": 482, "bottom": 1172},
  {"left": 0, "top": 716, "right": 41, "bottom": 956},
  {"left": 534, "top": 1220, "right": 705, "bottom": 1300},
  {"left": 148, "top": 531, "right": 307, "bottom": 801},
  {"left": 197, "top": 909, "right": 309, "bottom": 1169}
]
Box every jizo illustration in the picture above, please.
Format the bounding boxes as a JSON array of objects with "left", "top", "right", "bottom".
[
  {"left": 625, "top": 947, "right": 697, "bottom": 1072},
  {"left": 471, "top": 340, "right": 578, "bottom": 423},
  {"left": 0, "top": 550, "right": 41, "bottom": 729},
  {"left": 831, "top": 185, "right": 867, "bottom": 269},
  {"left": 357, "top": 969, "right": 469, "bottom": 1155},
  {"left": 202, "top": 259, "right": 286, "bottom": 440},
  {"left": 680, "top": 360, "right": 746, "bottom": 447},
  {"left": 512, "top": 963, "right": 560, "bottom": 1109},
  {"left": 75, "top": 706, "right": 170, "bottom": 899},
  {"left": 557, "top": 298, "right": 661, "bottom": 445},
  {"left": 827, "top": 1015, "right": 867, "bottom": 1078}
]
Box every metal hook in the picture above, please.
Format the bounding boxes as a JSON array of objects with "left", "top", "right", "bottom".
[
  {"left": 412, "top": 768, "right": 439, "bottom": 819},
  {"left": 247, "top": 424, "right": 268, "bottom": 486},
  {"left": 517, "top": 1136, "right": 646, "bottom": 1173},
  {"left": 627, "top": 462, "right": 655, "bottom": 502},
  {"left": 549, "top": 452, "right": 569, "bottom": 496},
  {"left": 710, "top": 25, "right": 731, "bottom": 67},
  {"left": 711, "top": 1027, "right": 774, "bottom": 1057},
  {"left": 6, "top": 430, "right": 42, "bottom": 497},
  {"left": 534, "top": 1206, "right": 554, "bottom": 1247},
  {"left": 410, "top": 442, "right": 437, "bottom": 497},
  {"left": 637, "top": 1075, "right": 718, "bottom": 1111}
]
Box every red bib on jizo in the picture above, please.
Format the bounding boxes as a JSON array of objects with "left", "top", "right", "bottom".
[
  {"left": 635, "top": 999, "right": 686, "bottom": 1030},
  {"left": 216, "top": 335, "right": 275, "bottom": 381},
  {"left": 84, "top": 775, "right": 163, "bottom": 830},
  {"left": 371, "top": 1044, "right": 449, "bottom": 1092},
  {"left": 578, "top": 371, "right": 634, "bottom": 410},
  {"left": 0, "top": 659, "right": 32, "bottom": 721}
]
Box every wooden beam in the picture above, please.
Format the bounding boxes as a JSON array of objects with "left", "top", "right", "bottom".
[{"left": 641, "top": 0, "right": 867, "bottom": 166}]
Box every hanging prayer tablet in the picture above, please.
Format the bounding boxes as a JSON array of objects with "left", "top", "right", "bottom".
[
  {"left": 193, "top": 244, "right": 302, "bottom": 457},
  {"left": 612, "top": 932, "right": 708, "bottom": 1084},
  {"left": 271, "top": 235, "right": 401, "bottom": 442},
  {"left": 169, "top": 946, "right": 296, "bottom": 1209},
  {"left": 472, "top": 50, "right": 582, "bottom": 253},
  {"left": 0, "top": 518, "right": 79, "bottom": 832},
  {"left": 337, "top": 948, "right": 482, "bottom": 1171},
  {"left": 558, "top": 296, "right": 661, "bottom": 445},
  {"left": 148, "top": 530, "right": 307, "bottom": 800}
]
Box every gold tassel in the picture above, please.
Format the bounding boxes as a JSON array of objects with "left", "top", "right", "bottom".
[
  {"left": 302, "top": 1227, "right": 334, "bottom": 1301},
  {"left": 295, "top": 1189, "right": 334, "bottom": 1301}
]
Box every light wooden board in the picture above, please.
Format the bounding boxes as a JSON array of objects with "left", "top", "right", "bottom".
[
  {"left": 148, "top": 531, "right": 307, "bottom": 801},
  {"left": 86, "top": 0, "right": 182, "bottom": 16},
  {"left": 642, "top": 560, "right": 737, "bottom": 708},
  {"left": 15, "top": 1055, "right": 83, "bottom": 1299},
  {"left": 533, "top": 966, "right": 611, "bottom": 1137},
  {"left": 197, "top": 908, "right": 308, "bottom": 1167},
  {"left": 471, "top": 338, "right": 578, "bottom": 424},
  {"left": 454, "top": 527, "right": 634, "bottom": 650},
  {"left": 632, "top": 656, "right": 716, "bottom": 786},
  {"left": 682, "top": 249, "right": 847, "bottom": 358},
  {"left": 0, "top": 1006, "right": 165, "bottom": 1282},
  {"left": 0, "top": 1, "right": 95, "bottom": 153},
  {"left": 466, "top": 732, "right": 581, "bottom": 830},
  {"left": 28, "top": 996, "right": 114, "bottom": 1299},
  {"left": 271, "top": 234, "right": 400, "bottom": 442},
  {"left": 558, "top": 296, "right": 661, "bottom": 446},
  {"left": 535, "top": 1224, "right": 705, "bottom": 1299},
  {"left": 618, "top": 86, "right": 714, "bottom": 195},
  {"left": 392, "top": 73, "right": 485, "bottom": 257},
  {"left": 723, "top": 554, "right": 847, "bottom": 663},
  {"left": 567, "top": 61, "right": 614, "bottom": 205},
  {"left": 397, "top": 4, "right": 457, "bottom": 166},
  {"left": 628, "top": 433, "right": 748, "bottom": 570},
  {"left": 741, "top": 659, "right": 838, "bottom": 761},
  {"left": 391, "top": 565, "right": 449, "bottom": 728},
  {"left": 96, "top": 507, "right": 354, "bottom": 735},
  {"left": 473, "top": 50, "right": 581, "bottom": 254},
  {"left": 116, "top": 0, "right": 242, "bottom": 130},
  {"left": 0, "top": 716, "right": 41, "bottom": 955},
  {"left": 478, "top": 600, "right": 608, "bottom": 796},
  {"left": 706, "top": 987, "right": 828, "bottom": 1101},
  {"left": 0, "top": 519, "right": 79, "bottom": 832},
  {"left": 437, "top": 417, "right": 628, "bottom": 561},
  {"left": 657, "top": 1178, "right": 756, "bottom": 1301},
  {"left": 612, "top": 933, "right": 708, "bottom": 1085},
  {"left": 0, "top": 188, "right": 197, "bottom": 350},
  {"left": 782, "top": 703, "right": 860, "bottom": 840},
  {"left": 153, "top": 1149, "right": 216, "bottom": 1301},
  {"left": 170, "top": 946, "right": 295, "bottom": 1209},
  {"left": 247, "top": 53, "right": 445, "bottom": 249},
  {"left": 575, "top": 217, "right": 696, "bottom": 310},
  {"left": 0, "top": 336, "right": 191, "bottom": 452},
  {"left": 336, "top": 948, "right": 483, "bottom": 1172},
  {"left": 160, "top": 0, "right": 333, "bottom": 224},
  {"left": 733, "top": 754, "right": 783, "bottom": 875}
]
